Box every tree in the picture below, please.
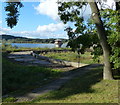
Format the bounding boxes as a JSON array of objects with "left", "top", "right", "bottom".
[
  {"left": 58, "top": 1, "right": 120, "bottom": 80},
  {"left": 5, "top": 1, "right": 23, "bottom": 28},
  {"left": 88, "top": 2, "right": 113, "bottom": 79}
]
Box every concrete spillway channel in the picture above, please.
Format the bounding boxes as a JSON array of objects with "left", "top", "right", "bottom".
[
  {"left": 31, "top": 51, "right": 88, "bottom": 68},
  {"left": 8, "top": 51, "right": 88, "bottom": 67},
  {"left": 8, "top": 51, "right": 52, "bottom": 66}
]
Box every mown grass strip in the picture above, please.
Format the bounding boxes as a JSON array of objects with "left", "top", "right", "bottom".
[{"left": 31, "top": 67, "right": 119, "bottom": 103}]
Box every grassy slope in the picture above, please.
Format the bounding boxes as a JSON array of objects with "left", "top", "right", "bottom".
[
  {"left": 32, "top": 67, "right": 119, "bottom": 103},
  {"left": 2, "top": 54, "right": 62, "bottom": 96},
  {"left": 44, "top": 52, "right": 103, "bottom": 64}
]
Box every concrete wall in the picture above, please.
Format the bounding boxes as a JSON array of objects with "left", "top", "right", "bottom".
[{"left": 31, "top": 52, "right": 88, "bottom": 67}]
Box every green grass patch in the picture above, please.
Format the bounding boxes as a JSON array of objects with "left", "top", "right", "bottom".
[
  {"left": 2, "top": 53, "right": 62, "bottom": 97},
  {"left": 32, "top": 67, "right": 119, "bottom": 103},
  {"left": 2, "top": 97, "right": 17, "bottom": 102},
  {"left": 44, "top": 52, "right": 103, "bottom": 64}
]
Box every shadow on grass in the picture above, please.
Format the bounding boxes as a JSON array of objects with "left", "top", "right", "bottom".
[
  {"left": 2, "top": 52, "right": 62, "bottom": 96},
  {"left": 34, "top": 67, "right": 103, "bottom": 101}
]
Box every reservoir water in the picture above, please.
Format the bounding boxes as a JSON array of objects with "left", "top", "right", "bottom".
[{"left": 11, "top": 43, "right": 67, "bottom": 48}]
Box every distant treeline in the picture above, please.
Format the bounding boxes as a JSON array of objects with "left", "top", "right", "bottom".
[{"left": 1, "top": 34, "right": 68, "bottom": 43}]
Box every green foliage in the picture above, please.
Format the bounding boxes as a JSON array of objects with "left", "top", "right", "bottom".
[
  {"left": 58, "top": 2, "right": 120, "bottom": 70},
  {"left": 58, "top": 2, "right": 87, "bottom": 24},
  {"left": 58, "top": 2, "right": 88, "bottom": 52},
  {"left": 2, "top": 97, "right": 17, "bottom": 102},
  {"left": 58, "top": 2, "right": 101, "bottom": 61},
  {"left": 101, "top": 9, "right": 120, "bottom": 69},
  {"left": 5, "top": 2, "right": 23, "bottom": 28}
]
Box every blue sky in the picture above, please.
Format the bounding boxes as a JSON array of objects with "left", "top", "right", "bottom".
[
  {"left": 2, "top": 2, "right": 41, "bottom": 31},
  {"left": 0, "top": 0, "right": 115, "bottom": 39},
  {"left": 1, "top": 1, "right": 68, "bottom": 39}
]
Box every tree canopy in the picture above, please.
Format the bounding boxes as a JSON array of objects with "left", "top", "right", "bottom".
[
  {"left": 5, "top": 1, "right": 23, "bottom": 28},
  {"left": 58, "top": 1, "right": 120, "bottom": 79}
]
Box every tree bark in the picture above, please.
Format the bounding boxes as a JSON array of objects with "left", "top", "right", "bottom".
[
  {"left": 116, "top": 2, "right": 120, "bottom": 30},
  {"left": 89, "top": 1, "right": 113, "bottom": 80}
]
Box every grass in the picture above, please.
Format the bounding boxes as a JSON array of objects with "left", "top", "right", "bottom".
[
  {"left": 31, "top": 67, "right": 119, "bottom": 103},
  {"left": 44, "top": 52, "right": 103, "bottom": 64},
  {"left": 2, "top": 47, "right": 119, "bottom": 103},
  {"left": 2, "top": 97, "right": 17, "bottom": 102},
  {"left": 2, "top": 53, "right": 62, "bottom": 97}
]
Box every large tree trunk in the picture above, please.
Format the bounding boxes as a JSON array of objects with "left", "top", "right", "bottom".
[{"left": 89, "top": 1, "right": 113, "bottom": 80}]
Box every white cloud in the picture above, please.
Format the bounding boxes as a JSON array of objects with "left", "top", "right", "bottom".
[
  {"left": 0, "top": 21, "right": 2, "bottom": 24},
  {"left": 34, "top": 0, "right": 59, "bottom": 21},
  {"left": 0, "top": 27, "right": 11, "bottom": 31},
  {"left": 34, "top": 0, "right": 116, "bottom": 21},
  {"left": 0, "top": 25, "right": 68, "bottom": 39},
  {"left": 97, "top": 0, "right": 115, "bottom": 10},
  {"left": 0, "top": 27, "right": 11, "bottom": 35},
  {"left": 105, "top": 0, "right": 115, "bottom": 10},
  {"left": 34, "top": 0, "right": 92, "bottom": 21},
  {"left": 37, "top": 23, "right": 65, "bottom": 32}
]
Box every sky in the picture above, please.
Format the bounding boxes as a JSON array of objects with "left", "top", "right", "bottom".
[{"left": 0, "top": 0, "right": 115, "bottom": 39}]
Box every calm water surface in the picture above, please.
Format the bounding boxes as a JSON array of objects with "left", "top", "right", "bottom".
[{"left": 11, "top": 43, "right": 67, "bottom": 48}]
